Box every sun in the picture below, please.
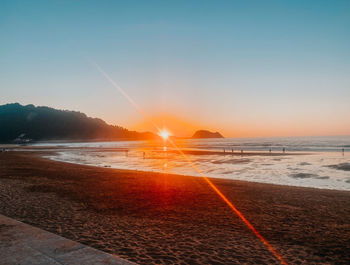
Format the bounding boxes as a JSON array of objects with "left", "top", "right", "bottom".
[{"left": 159, "top": 130, "right": 170, "bottom": 140}]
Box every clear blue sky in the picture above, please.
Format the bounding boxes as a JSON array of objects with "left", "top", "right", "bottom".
[{"left": 1, "top": 0, "right": 349, "bottom": 137}]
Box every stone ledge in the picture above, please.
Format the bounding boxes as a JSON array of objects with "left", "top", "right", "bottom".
[{"left": 0, "top": 214, "right": 135, "bottom": 265}]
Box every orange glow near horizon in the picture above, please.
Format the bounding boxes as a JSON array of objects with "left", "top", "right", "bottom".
[
  {"left": 124, "top": 113, "right": 350, "bottom": 138},
  {"left": 128, "top": 114, "right": 317, "bottom": 139},
  {"left": 130, "top": 114, "right": 205, "bottom": 138},
  {"left": 95, "top": 63, "right": 288, "bottom": 265}
]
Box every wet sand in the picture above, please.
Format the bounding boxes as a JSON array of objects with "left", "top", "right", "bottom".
[{"left": 0, "top": 151, "right": 350, "bottom": 264}]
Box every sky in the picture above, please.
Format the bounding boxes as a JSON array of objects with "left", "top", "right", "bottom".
[{"left": 1, "top": 0, "right": 350, "bottom": 137}]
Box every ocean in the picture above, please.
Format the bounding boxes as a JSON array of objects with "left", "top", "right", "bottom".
[{"left": 35, "top": 136, "right": 350, "bottom": 191}]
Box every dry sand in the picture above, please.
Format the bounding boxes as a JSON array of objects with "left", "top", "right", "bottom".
[{"left": 0, "top": 151, "right": 350, "bottom": 264}]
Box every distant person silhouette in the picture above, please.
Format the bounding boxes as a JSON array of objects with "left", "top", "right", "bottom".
[{"left": 283, "top": 147, "right": 285, "bottom": 153}]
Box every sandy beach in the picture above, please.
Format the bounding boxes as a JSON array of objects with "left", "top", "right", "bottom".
[{"left": 1, "top": 151, "right": 350, "bottom": 264}]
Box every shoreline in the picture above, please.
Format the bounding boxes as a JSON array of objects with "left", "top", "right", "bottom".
[
  {"left": 40, "top": 148, "right": 349, "bottom": 192},
  {"left": 3, "top": 146, "right": 349, "bottom": 192},
  {"left": 1, "top": 151, "right": 350, "bottom": 264},
  {"left": 48, "top": 154, "right": 350, "bottom": 193}
]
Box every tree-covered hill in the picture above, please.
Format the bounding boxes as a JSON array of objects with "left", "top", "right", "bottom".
[{"left": 0, "top": 103, "right": 157, "bottom": 143}]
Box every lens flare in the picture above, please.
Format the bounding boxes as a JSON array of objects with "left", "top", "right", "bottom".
[
  {"left": 94, "top": 62, "right": 287, "bottom": 265},
  {"left": 159, "top": 130, "right": 170, "bottom": 140}
]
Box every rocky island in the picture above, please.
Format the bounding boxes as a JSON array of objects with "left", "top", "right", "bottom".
[{"left": 191, "top": 130, "right": 224, "bottom": 139}]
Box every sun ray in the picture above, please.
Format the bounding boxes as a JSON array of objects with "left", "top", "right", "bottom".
[{"left": 94, "top": 62, "right": 287, "bottom": 265}]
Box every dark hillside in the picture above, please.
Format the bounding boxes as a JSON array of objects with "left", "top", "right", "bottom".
[{"left": 0, "top": 103, "right": 157, "bottom": 143}]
